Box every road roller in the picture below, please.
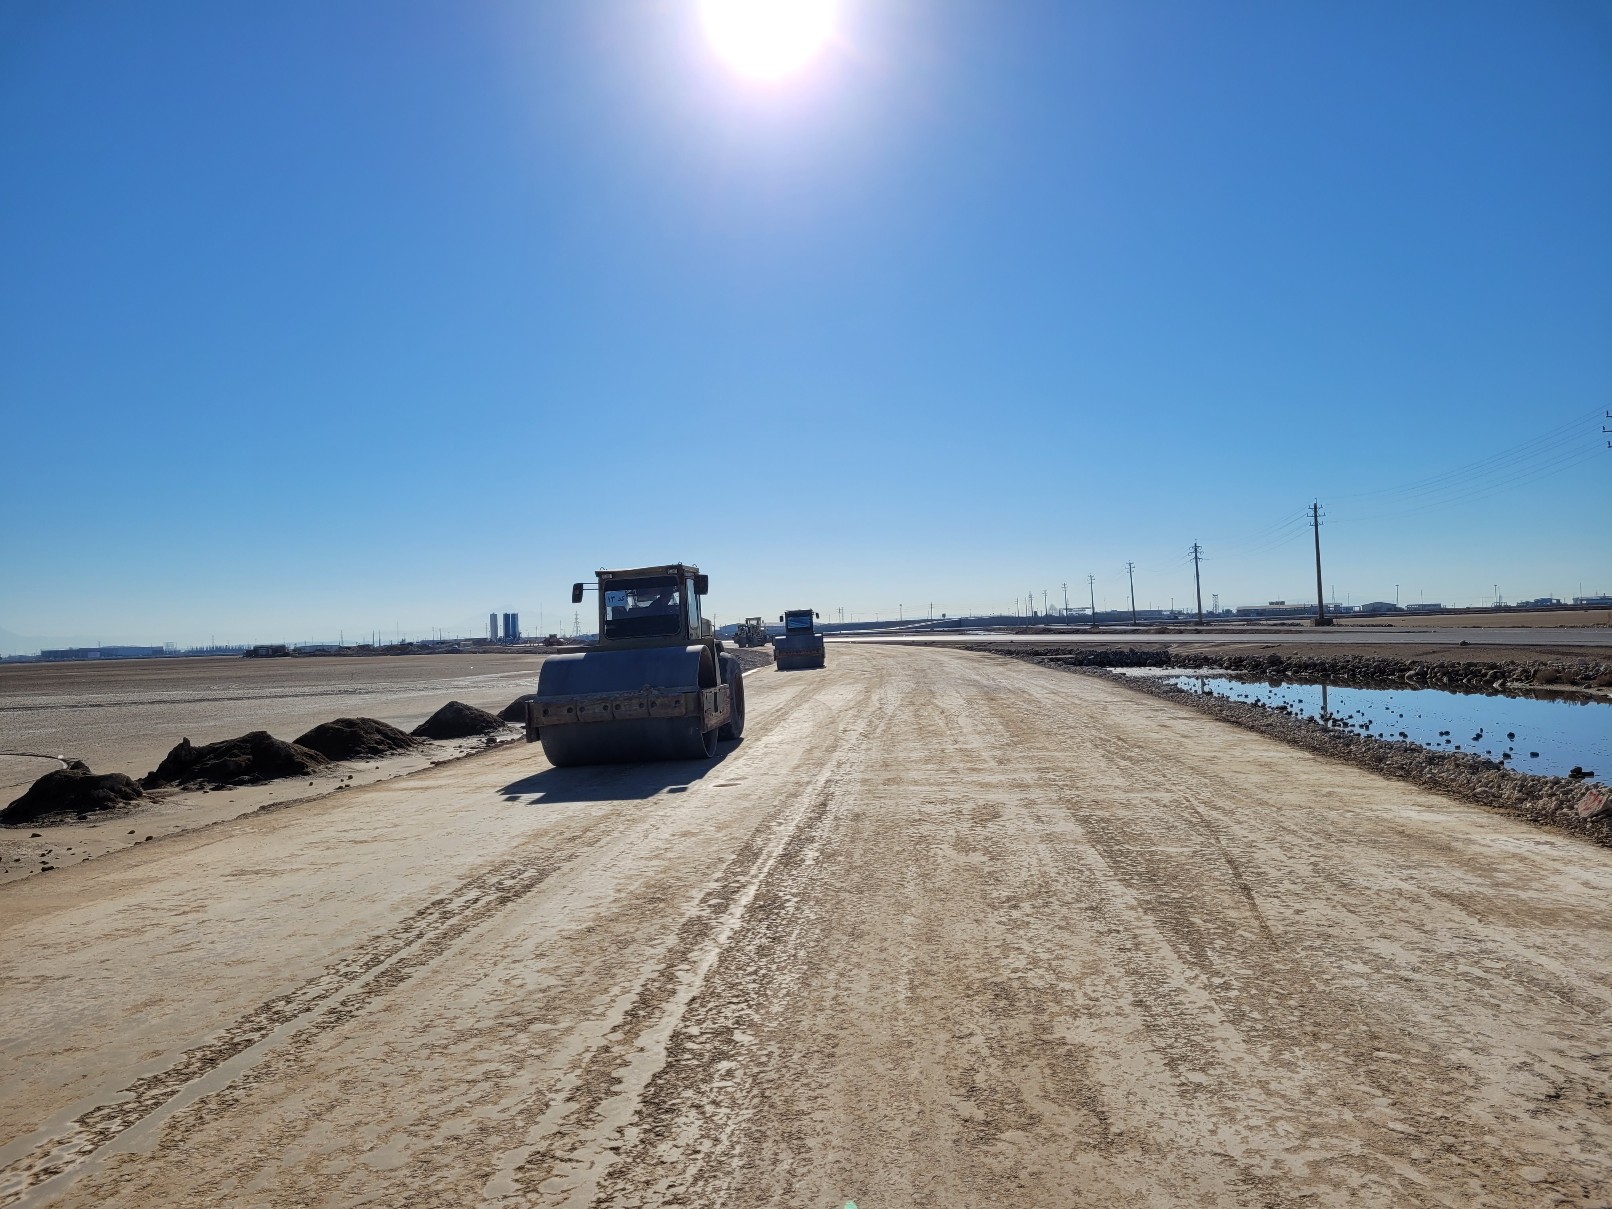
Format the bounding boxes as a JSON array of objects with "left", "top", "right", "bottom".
[
  {"left": 773, "top": 609, "right": 826, "bottom": 670},
  {"left": 525, "top": 564, "right": 746, "bottom": 766}
]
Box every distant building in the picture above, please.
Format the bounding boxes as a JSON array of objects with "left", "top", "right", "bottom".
[
  {"left": 1574, "top": 595, "right": 1612, "bottom": 606},
  {"left": 502, "top": 612, "right": 520, "bottom": 642},
  {"left": 1234, "top": 602, "right": 1313, "bottom": 619},
  {"left": 1356, "top": 602, "right": 1401, "bottom": 615},
  {"left": 489, "top": 613, "right": 499, "bottom": 642},
  {"left": 1516, "top": 597, "right": 1562, "bottom": 608},
  {"left": 1405, "top": 602, "right": 1444, "bottom": 612},
  {"left": 39, "top": 645, "right": 166, "bottom": 661}
]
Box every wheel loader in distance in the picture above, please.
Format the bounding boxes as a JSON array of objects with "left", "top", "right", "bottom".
[
  {"left": 773, "top": 609, "right": 826, "bottom": 670},
  {"left": 526, "top": 564, "right": 745, "bottom": 766},
  {"left": 733, "top": 617, "right": 770, "bottom": 648}
]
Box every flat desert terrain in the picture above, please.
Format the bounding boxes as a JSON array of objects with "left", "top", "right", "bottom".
[
  {"left": 2, "top": 643, "right": 1608, "bottom": 1207},
  {"left": 0, "top": 653, "right": 544, "bottom": 798}
]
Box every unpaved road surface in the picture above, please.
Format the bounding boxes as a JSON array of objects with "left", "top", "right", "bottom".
[{"left": 3, "top": 645, "right": 1609, "bottom": 1207}]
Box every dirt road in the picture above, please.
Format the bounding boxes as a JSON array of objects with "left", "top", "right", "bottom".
[{"left": 3, "top": 645, "right": 1609, "bottom": 1207}]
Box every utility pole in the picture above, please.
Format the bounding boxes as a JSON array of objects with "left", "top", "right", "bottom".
[
  {"left": 1041, "top": 589, "right": 1047, "bottom": 616},
  {"left": 1061, "top": 582, "right": 1069, "bottom": 618},
  {"left": 1191, "top": 542, "right": 1204, "bottom": 624},
  {"left": 1087, "top": 574, "right": 1097, "bottom": 621},
  {"left": 1125, "top": 561, "right": 1137, "bottom": 624},
  {"left": 1311, "top": 501, "right": 1331, "bottom": 626}
]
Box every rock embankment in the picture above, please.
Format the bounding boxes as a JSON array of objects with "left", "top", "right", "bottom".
[
  {"left": 726, "top": 648, "right": 774, "bottom": 673},
  {"left": 979, "top": 645, "right": 1612, "bottom": 697}
]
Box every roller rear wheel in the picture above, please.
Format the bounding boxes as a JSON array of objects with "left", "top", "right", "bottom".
[{"left": 718, "top": 654, "right": 746, "bottom": 741}]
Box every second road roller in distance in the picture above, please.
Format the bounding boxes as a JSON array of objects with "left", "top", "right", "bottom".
[
  {"left": 773, "top": 609, "right": 826, "bottom": 670},
  {"left": 526, "top": 564, "right": 745, "bottom": 766},
  {"left": 733, "top": 617, "right": 770, "bottom": 648}
]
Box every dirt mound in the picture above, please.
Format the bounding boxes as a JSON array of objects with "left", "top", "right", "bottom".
[
  {"left": 143, "top": 731, "right": 330, "bottom": 789},
  {"left": 293, "top": 717, "right": 419, "bottom": 761},
  {"left": 4, "top": 766, "right": 145, "bottom": 825},
  {"left": 497, "top": 694, "right": 535, "bottom": 722},
  {"left": 411, "top": 701, "right": 506, "bottom": 739}
]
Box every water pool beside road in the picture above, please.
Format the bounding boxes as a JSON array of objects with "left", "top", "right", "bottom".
[{"left": 1113, "top": 670, "right": 1610, "bottom": 780}]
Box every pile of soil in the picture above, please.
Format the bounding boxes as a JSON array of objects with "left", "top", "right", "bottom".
[
  {"left": 497, "top": 694, "right": 535, "bottom": 723},
  {"left": 411, "top": 701, "right": 505, "bottom": 740},
  {"left": 293, "top": 718, "right": 419, "bottom": 761},
  {"left": 143, "top": 731, "right": 330, "bottom": 789},
  {"left": 3, "top": 765, "right": 145, "bottom": 825}
]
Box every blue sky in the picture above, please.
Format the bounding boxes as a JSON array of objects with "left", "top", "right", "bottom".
[{"left": 2, "top": 0, "right": 1609, "bottom": 648}]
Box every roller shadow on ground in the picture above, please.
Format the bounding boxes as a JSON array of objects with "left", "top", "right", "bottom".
[{"left": 499, "top": 742, "right": 737, "bottom": 805}]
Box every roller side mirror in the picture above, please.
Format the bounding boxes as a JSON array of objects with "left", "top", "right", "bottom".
[
  {"left": 571, "top": 583, "right": 584, "bottom": 604},
  {"left": 693, "top": 574, "right": 709, "bottom": 596}
]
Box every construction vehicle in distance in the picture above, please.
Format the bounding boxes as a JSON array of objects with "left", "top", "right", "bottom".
[
  {"left": 773, "top": 609, "right": 826, "bottom": 670},
  {"left": 526, "top": 564, "right": 745, "bottom": 766},
  {"left": 733, "top": 617, "right": 770, "bottom": 648}
]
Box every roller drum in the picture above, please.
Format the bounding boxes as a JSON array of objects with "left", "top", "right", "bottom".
[{"left": 536, "top": 646, "right": 717, "bottom": 767}]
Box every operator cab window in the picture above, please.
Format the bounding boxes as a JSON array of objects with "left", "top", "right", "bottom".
[
  {"left": 602, "top": 576, "right": 682, "bottom": 640},
  {"left": 785, "top": 613, "right": 812, "bottom": 631}
]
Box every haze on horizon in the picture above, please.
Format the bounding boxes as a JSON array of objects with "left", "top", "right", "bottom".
[{"left": 2, "top": 1, "right": 1608, "bottom": 652}]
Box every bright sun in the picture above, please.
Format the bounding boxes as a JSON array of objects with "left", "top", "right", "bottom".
[{"left": 700, "top": 0, "right": 838, "bottom": 81}]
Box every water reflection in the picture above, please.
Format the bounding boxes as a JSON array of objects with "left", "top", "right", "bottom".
[{"left": 1143, "top": 673, "right": 1608, "bottom": 780}]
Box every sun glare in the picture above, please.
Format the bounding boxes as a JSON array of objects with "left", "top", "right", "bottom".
[{"left": 700, "top": 0, "right": 837, "bottom": 81}]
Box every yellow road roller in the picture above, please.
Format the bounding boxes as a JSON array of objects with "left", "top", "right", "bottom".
[{"left": 526, "top": 564, "right": 745, "bottom": 766}]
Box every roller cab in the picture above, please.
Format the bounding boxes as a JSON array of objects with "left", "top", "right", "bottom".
[{"left": 527, "top": 564, "right": 746, "bottom": 766}]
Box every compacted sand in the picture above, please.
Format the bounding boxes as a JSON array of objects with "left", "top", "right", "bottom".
[{"left": 1, "top": 645, "right": 1609, "bottom": 1207}]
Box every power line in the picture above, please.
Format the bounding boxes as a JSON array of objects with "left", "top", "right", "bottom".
[{"left": 1332, "top": 407, "right": 1601, "bottom": 503}]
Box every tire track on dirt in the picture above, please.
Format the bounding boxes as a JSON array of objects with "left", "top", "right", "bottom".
[
  {"left": 0, "top": 841, "right": 590, "bottom": 1208},
  {"left": 584, "top": 673, "right": 924, "bottom": 1205},
  {"left": 987, "top": 653, "right": 1606, "bottom": 1202},
  {"left": 487, "top": 666, "right": 887, "bottom": 1208}
]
